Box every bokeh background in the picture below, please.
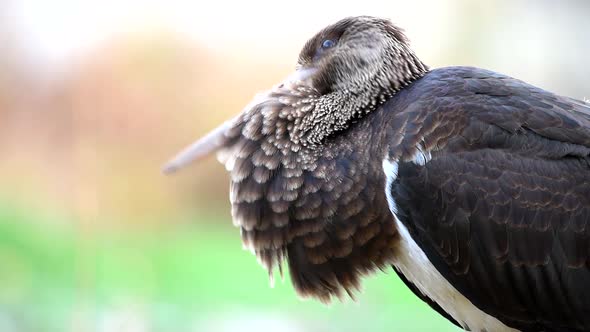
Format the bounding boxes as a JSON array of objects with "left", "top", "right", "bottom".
[{"left": 1, "top": 0, "right": 589, "bottom": 331}]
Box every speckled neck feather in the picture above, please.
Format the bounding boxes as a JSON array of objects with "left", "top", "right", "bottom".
[
  {"left": 294, "top": 17, "right": 428, "bottom": 147},
  {"left": 213, "top": 16, "right": 428, "bottom": 301}
]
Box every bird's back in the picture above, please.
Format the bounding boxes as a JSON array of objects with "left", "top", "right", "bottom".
[{"left": 380, "top": 66, "right": 590, "bottom": 332}]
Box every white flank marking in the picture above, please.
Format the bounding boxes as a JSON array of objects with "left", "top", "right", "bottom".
[
  {"left": 382, "top": 157, "right": 518, "bottom": 332},
  {"left": 382, "top": 158, "right": 399, "bottom": 214}
]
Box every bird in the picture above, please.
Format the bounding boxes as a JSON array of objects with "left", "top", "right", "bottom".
[{"left": 164, "top": 16, "right": 590, "bottom": 332}]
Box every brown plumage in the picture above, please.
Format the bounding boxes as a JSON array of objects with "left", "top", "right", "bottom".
[{"left": 165, "top": 16, "right": 590, "bottom": 332}]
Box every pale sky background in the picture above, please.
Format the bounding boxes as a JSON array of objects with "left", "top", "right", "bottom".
[
  {"left": 4, "top": 0, "right": 454, "bottom": 64},
  {"left": 3, "top": 0, "right": 590, "bottom": 96}
]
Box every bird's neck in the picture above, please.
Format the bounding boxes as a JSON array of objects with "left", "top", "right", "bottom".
[
  {"left": 296, "top": 51, "right": 428, "bottom": 148},
  {"left": 218, "top": 57, "right": 428, "bottom": 301},
  {"left": 218, "top": 91, "right": 401, "bottom": 302}
]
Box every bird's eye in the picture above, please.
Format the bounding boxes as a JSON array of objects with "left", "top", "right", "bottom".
[{"left": 321, "top": 39, "right": 335, "bottom": 49}]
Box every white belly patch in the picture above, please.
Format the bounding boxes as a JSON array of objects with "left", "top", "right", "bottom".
[{"left": 382, "top": 158, "right": 518, "bottom": 332}]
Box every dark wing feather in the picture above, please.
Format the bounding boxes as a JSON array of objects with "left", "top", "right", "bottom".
[
  {"left": 382, "top": 67, "right": 590, "bottom": 332},
  {"left": 394, "top": 150, "right": 590, "bottom": 331}
]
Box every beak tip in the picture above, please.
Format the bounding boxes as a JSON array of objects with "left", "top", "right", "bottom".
[{"left": 162, "top": 162, "right": 179, "bottom": 175}]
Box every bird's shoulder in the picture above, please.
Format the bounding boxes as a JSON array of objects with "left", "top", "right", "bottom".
[
  {"left": 375, "top": 66, "right": 590, "bottom": 160},
  {"left": 381, "top": 66, "right": 590, "bottom": 331}
]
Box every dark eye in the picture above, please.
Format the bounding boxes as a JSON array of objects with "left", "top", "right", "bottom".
[{"left": 321, "top": 39, "right": 335, "bottom": 49}]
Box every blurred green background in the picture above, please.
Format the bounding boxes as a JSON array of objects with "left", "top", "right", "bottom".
[{"left": 1, "top": 0, "right": 589, "bottom": 331}]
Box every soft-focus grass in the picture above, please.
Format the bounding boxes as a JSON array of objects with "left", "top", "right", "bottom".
[{"left": 0, "top": 202, "right": 459, "bottom": 332}]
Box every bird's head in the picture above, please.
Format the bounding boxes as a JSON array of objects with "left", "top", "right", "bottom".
[
  {"left": 164, "top": 16, "right": 427, "bottom": 302},
  {"left": 295, "top": 16, "right": 426, "bottom": 97},
  {"left": 164, "top": 16, "right": 427, "bottom": 172}
]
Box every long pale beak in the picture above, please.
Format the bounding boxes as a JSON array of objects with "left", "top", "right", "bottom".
[
  {"left": 285, "top": 67, "right": 317, "bottom": 85},
  {"left": 163, "top": 67, "right": 317, "bottom": 175},
  {"left": 162, "top": 118, "right": 235, "bottom": 174}
]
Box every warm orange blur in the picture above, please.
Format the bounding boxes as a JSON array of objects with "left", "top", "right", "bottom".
[{"left": 2, "top": 0, "right": 589, "bottom": 228}]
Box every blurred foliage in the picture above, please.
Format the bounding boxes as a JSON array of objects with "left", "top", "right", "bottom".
[{"left": 0, "top": 202, "right": 458, "bottom": 332}]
